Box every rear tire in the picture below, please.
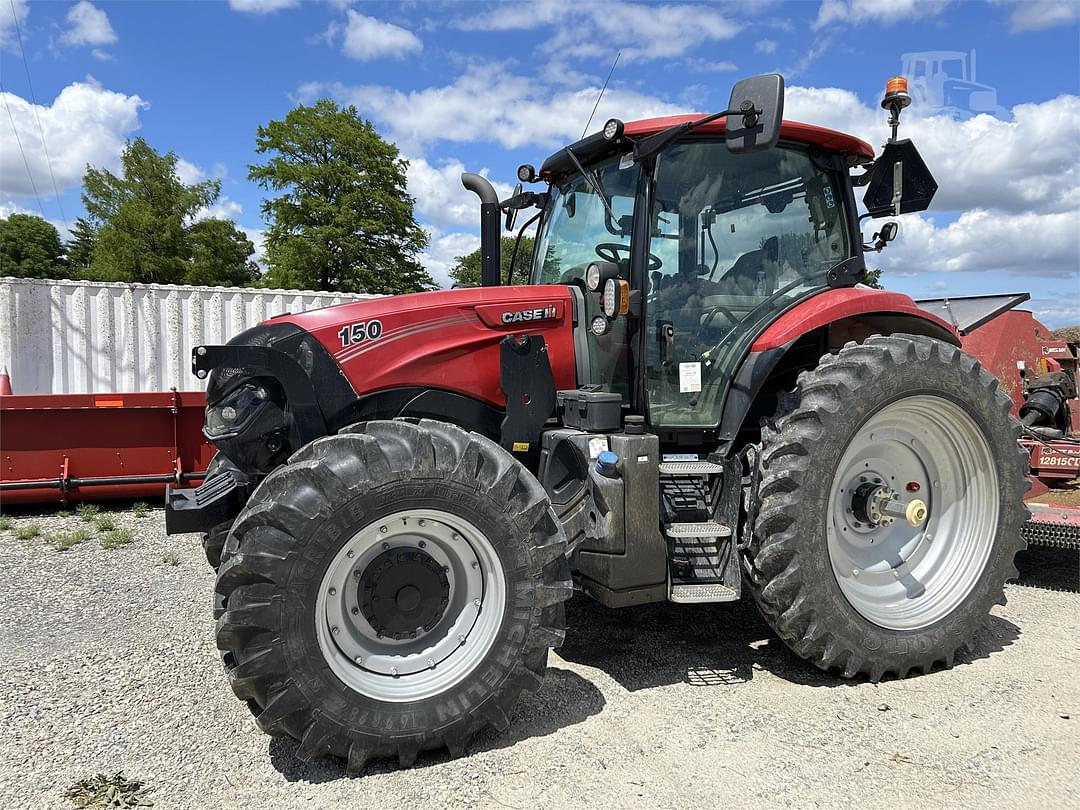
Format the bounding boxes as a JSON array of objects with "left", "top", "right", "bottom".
[
  {"left": 744, "top": 335, "right": 1029, "bottom": 680},
  {"left": 214, "top": 419, "right": 572, "bottom": 770}
]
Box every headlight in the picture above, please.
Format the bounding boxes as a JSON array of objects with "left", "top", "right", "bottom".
[
  {"left": 205, "top": 383, "right": 270, "bottom": 438},
  {"left": 603, "top": 278, "right": 617, "bottom": 317},
  {"left": 590, "top": 315, "right": 610, "bottom": 336},
  {"left": 586, "top": 263, "right": 602, "bottom": 292}
]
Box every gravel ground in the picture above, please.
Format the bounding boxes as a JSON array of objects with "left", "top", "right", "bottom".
[{"left": 0, "top": 504, "right": 1076, "bottom": 809}]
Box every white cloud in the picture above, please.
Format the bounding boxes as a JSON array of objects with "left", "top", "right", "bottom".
[
  {"left": 1006, "top": 0, "right": 1079, "bottom": 32},
  {"left": 60, "top": 2, "right": 117, "bottom": 47},
  {"left": 882, "top": 210, "right": 1080, "bottom": 279},
  {"left": 784, "top": 87, "right": 1080, "bottom": 216},
  {"left": 175, "top": 158, "right": 206, "bottom": 185},
  {"left": 456, "top": 0, "right": 738, "bottom": 62},
  {"left": 195, "top": 196, "right": 243, "bottom": 222},
  {"left": 684, "top": 58, "right": 738, "bottom": 73},
  {"left": 406, "top": 157, "right": 513, "bottom": 230},
  {"left": 814, "top": 0, "right": 952, "bottom": 29},
  {"left": 328, "top": 10, "right": 422, "bottom": 61},
  {"left": 227, "top": 0, "right": 298, "bottom": 13},
  {"left": 755, "top": 39, "right": 778, "bottom": 54},
  {"left": 0, "top": 199, "right": 69, "bottom": 239},
  {"left": 0, "top": 0, "right": 27, "bottom": 51},
  {"left": 1027, "top": 297, "right": 1080, "bottom": 329},
  {"left": 0, "top": 80, "right": 145, "bottom": 199},
  {"left": 302, "top": 66, "right": 686, "bottom": 152},
  {"left": 239, "top": 226, "right": 267, "bottom": 268},
  {"left": 420, "top": 230, "right": 480, "bottom": 288}
]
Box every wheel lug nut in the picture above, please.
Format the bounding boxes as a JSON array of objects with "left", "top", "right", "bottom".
[
  {"left": 329, "top": 587, "right": 337, "bottom": 596},
  {"left": 380, "top": 526, "right": 388, "bottom": 534},
  {"left": 457, "top": 634, "right": 466, "bottom": 645},
  {"left": 355, "top": 656, "right": 363, "bottom": 665},
  {"left": 419, "top": 540, "right": 426, "bottom": 548},
  {"left": 382, "top": 543, "right": 390, "bottom": 550},
  {"left": 331, "top": 626, "right": 340, "bottom": 635},
  {"left": 419, "top": 519, "right": 427, "bottom": 527},
  {"left": 473, "top": 599, "right": 481, "bottom": 608},
  {"left": 351, "top": 607, "right": 359, "bottom": 615},
  {"left": 852, "top": 569, "right": 860, "bottom": 577},
  {"left": 391, "top": 667, "right": 398, "bottom": 677},
  {"left": 347, "top": 550, "right": 354, "bottom": 558},
  {"left": 471, "top": 561, "right": 479, "bottom": 569},
  {"left": 427, "top": 658, "right": 435, "bottom": 668}
]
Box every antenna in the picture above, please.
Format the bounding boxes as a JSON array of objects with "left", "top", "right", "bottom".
[{"left": 581, "top": 51, "right": 621, "bottom": 139}]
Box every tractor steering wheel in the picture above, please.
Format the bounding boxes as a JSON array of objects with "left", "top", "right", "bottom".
[
  {"left": 595, "top": 243, "right": 663, "bottom": 273},
  {"left": 701, "top": 304, "right": 740, "bottom": 329}
]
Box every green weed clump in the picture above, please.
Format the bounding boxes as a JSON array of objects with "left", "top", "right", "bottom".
[{"left": 100, "top": 528, "right": 135, "bottom": 550}]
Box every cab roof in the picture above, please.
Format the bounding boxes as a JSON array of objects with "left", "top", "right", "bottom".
[{"left": 540, "top": 115, "right": 874, "bottom": 178}]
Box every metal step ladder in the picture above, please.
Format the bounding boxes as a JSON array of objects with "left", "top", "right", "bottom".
[{"left": 661, "top": 460, "right": 740, "bottom": 604}]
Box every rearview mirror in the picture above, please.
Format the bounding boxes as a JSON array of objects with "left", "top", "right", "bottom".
[
  {"left": 726, "top": 74, "right": 785, "bottom": 155},
  {"left": 505, "top": 182, "right": 522, "bottom": 231},
  {"left": 863, "top": 139, "right": 938, "bottom": 218}
]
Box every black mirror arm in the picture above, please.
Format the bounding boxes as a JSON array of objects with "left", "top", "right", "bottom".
[
  {"left": 633, "top": 107, "right": 757, "bottom": 162},
  {"left": 500, "top": 190, "right": 549, "bottom": 211}
]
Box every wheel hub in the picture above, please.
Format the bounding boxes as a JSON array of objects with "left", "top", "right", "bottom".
[
  {"left": 826, "top": 395, "right": 998, "bottom": 631},
  {"left": 315, "top": 508, "right": 507, "bottom": 702},
  {"left": 358, "top": 548, "right": 450, "bottom": 640}
]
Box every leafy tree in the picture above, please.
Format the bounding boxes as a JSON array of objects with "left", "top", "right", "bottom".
[
  {"left": 863, "top": 267, "right": 884, "bottom": 289},
  {"left": 0, "top": 213, "right": 66, "bottom": 278},
  {"left": 249, "top": 99, "right": 433, "bottom": 294},
  {"left": 64, "top": 217, "right": 97, "bottom": 273},
  {"left": 80, "top": 138, "right": 255, "bottom": 286},
  {"left": 187, "top": 219, "right": 259, "bottom": 287},
  {"left": 450, "top": 236, "right": 534, "bottom": 287}
]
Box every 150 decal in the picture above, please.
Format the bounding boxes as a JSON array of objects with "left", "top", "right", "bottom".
[{"left": 338, "top": 320, "right": 384, "bottom": 347}]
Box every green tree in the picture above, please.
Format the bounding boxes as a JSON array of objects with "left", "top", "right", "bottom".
[
  {"left": 80, "top": 138, "right": 255, "bottom": 286},
  {"left": 249, "top": 99, "right": 433, "bottom": 294},
  {"left": 449, "top": 235, "right": 535, "bottom": 287},
  {"left": 187, "top": 219, "right": 259, "bottom": 287},
  {"left": 863, "top": 267, "right": 884, "bottom": 289},
  {"left": 64, "top": 217, "right": 97, "bottom": 273},
  {"left": 0, "top": 213, "right": 66, "bottom": 278}
]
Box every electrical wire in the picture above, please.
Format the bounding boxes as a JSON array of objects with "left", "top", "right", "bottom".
[
  {"left": 0, "top": 82, "right": 47, "bottom": 219},
  {"left": 7, "top": 0, "right": 68, "bottom": 230}
]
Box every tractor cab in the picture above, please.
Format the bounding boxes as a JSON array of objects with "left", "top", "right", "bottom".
[{"left": 528, "top": 114, "right": 869, "bottom": 430}]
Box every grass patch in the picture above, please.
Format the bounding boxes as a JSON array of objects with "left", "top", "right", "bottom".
[
  {"left": 76, "top": 503, "right": 100, "bottom": 523},
  {"left": 14, "top": 523, "right": 41, "bottom": 541},
  {"left": 100, "top": 528, "right": 135, "bottom": 550},
  {"left": 93, "top": 514, "right": 117, "bottom": 533},
  {"left": 46, "top": 528, "right": 92, "bottom": 552},
  {"left": 63, "top": 772, "right": 153, "bottom": 808},
  {"left": 161, "top": 552, "right": 179, "bottom": 566},
  {"left": 0, "top": 515, "right": 12, "bottom": 531},
  {"left": 132, "top": 502, "right": 150, "bottom": 518}
]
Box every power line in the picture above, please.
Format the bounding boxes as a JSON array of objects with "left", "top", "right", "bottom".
[
  {"left": 0, "top": 83, "right": 48, "bottom": 219},
  {"left": 8, "top": 0, "right": 68, "bottom": 231}
]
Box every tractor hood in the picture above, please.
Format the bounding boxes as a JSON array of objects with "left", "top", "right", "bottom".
[{"left": 265, "top": 285, "right": 579, "bottom": 417}]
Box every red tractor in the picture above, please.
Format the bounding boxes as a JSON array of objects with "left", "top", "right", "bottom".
[{"left": 166, "top": 75, "right": 1028, "bottom": 771}]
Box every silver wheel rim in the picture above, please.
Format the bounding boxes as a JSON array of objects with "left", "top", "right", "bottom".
[
  {"left": 826, "top": 395, "right": 998, "bottom": 631},
  {"left": 315, "top": 509, "right": 506, "bottom": 702}
]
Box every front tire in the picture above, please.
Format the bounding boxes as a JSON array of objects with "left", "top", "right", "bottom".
[
  {"left": 744, "top": 335, "right": 1028, "bottom": 680},
  {"left": 214, "top": 419, "right": 571, "bottom": 771}
]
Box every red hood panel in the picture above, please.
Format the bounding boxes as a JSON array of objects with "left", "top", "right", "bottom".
[{"left": 267, "top": 286, "right": 577, "bottom": 407}]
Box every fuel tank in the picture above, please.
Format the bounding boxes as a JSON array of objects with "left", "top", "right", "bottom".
[{"left": 269, "top": 285, "right": 579, "bottom": 408}]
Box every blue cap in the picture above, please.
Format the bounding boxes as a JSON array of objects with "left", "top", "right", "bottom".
[{"left": 596, "top": 450, "right": 619, "bottom": 477}]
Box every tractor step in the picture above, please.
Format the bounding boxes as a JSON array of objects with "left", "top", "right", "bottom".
[
  {"left": 664, "top": 521, "right": 731, "bottom": 538},
  {"left": 670, "top": 582, "right": 740, "bottom": 604},
  {"left": 658, "top": 461, "right": 726, "bottom": 476}
]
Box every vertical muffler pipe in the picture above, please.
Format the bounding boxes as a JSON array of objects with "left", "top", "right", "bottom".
[{"left": 461, "top": 172, "right": 501, "bottom": 287}]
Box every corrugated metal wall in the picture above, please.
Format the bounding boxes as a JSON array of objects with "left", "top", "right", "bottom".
[{"left": 0, "top": 278, "right": 377, "bottom": 395}]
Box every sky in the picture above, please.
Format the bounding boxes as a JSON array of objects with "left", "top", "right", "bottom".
[{"left": 1, "top": 0, "right": 1078, "bottom": 325}]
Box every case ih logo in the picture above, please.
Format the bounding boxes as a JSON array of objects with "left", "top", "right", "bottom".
[{"left": 501, "top": 305, "right": 557, "bottom": 324}]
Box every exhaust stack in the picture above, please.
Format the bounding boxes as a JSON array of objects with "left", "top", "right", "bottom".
[{"left": 461, "top": 173, "right": 501, "bottom": 287}]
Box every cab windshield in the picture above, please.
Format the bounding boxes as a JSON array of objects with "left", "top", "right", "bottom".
[{"left": 531, "top": 154, "right": 638, "bottom": 284}]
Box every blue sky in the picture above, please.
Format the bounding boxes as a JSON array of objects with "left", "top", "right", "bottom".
[{"left": 1, "top": 0, "right": 1078, "bottom": 324}]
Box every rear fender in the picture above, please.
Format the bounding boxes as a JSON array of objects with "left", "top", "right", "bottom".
[{"left": 718, "top": 290, "right": 960, "bottom": 453}]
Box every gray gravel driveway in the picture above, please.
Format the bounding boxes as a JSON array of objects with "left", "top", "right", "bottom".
[{"left": 0, "top": 505, "right": 1076, "bottom": 808}]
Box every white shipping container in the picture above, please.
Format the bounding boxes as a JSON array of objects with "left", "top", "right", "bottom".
[{"left": 0, "top": 277, "right": 377, "bottom": 395}]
